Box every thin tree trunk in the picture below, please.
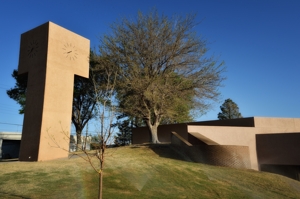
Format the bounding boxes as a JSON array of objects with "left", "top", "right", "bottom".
[
  {"left": 84, "top": 122, "right": 89, "bottom": 150},
  {"left": 99, "top": 171, "right": 103, "bottom": 199},
  {"left": 99, "top": 138, "right": 105, "bottom": 199}
]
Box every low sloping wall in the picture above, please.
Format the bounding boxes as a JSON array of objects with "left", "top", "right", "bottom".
[
  {"left": 201, "top": 145, "right": 251, "bottom": 169},
  {"left": 171, "top": 132, "right": 251, "bottom": 169},
  {"left": 171, "top": 132, "right": 205, "bottom": 163}
]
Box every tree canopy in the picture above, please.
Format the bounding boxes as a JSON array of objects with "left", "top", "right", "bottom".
[
  {"left": 218, "top": 98, "right": 243, "bottom": 120},
  {"left": 100, "top": 10, "right": 225, "bottom": 143},
  {"left": 6, "top": 70, "right": 27, "bottom": 114}
]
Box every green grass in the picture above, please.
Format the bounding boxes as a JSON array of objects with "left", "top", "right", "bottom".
[{"left": 1, "top": 144, "right": 300, "bottom": 198}]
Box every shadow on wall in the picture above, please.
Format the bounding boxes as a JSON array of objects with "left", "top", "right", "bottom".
[
  {"left": 256, "top": 133, "right": 300, "bottom": 181},
  {"left": 170, "top": 132, "right": 251, "bottom": 169}
]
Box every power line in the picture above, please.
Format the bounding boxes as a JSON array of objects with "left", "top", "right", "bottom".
[
  {"left": 0, "top": 103, "right": 21, "bottom": 108},
  {"left": 0, "top": 107, "right": 21, "bottom": 115},
  {"left": 0, "top": 103, "right": 22, "bottom": 113},
  {"left": 0, "top": 83, "right": 11, "bottom": 87},
  {"left": 0, "top": 122, "right": 22, "bottom": 126},
  {"left": 0, "top": 105, "right": 20, "bottom": 110}
]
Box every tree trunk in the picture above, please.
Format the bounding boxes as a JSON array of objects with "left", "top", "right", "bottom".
[
  {"left": 98, "top": 140, "right": 105, "bottom": 199},
  {"left": 99, "top": 171, "right": 103, "bottom": 199},
  {"left": 150, "top": 126, "right": 160, "bottom": 143},
  {"left": 146, "top": 121, "right": 160, "bottom": 143},
  {"left": 76, "top": 128, "right": 82, "bottom": 151}
]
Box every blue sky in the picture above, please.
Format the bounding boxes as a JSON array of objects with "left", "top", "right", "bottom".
[{"left": 0, "top": 0, "right": 300, "bottom": 133}]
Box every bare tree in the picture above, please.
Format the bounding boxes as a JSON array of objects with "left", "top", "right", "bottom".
[
  {"left": 101, "top": 10, "right": 225, "bottom": 143},
  {"left": 80, "top": 55, "right": 117, "bottom": 199}
]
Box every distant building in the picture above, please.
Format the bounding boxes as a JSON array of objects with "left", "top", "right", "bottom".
[
  {"left": 0, "top": 133, "right": 91, "bottom": 159},
  {"left": 133, "top": 117, "right": 300, "bottom": 181},
  {"left": 0, "top": 132, "right": 21, "bottom": 159},
  {"left": 69, "top": 135, "right": 91, "bottom": 152}
]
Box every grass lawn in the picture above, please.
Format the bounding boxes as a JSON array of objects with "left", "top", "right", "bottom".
[{"left": 1, "top": 144, "right": 300, "bottom": 198}]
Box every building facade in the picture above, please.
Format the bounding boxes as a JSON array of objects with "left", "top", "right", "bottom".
[{"left": 132, "top": 117, "right": 300, "bottom": 181}]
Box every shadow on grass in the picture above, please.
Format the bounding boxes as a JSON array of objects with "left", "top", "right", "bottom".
[
  {"left": 131, "top": 144, "right": 191, "bottom": 162},
  {"left": 0, "top": 191, "right": 30, "bottom": 199}
]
